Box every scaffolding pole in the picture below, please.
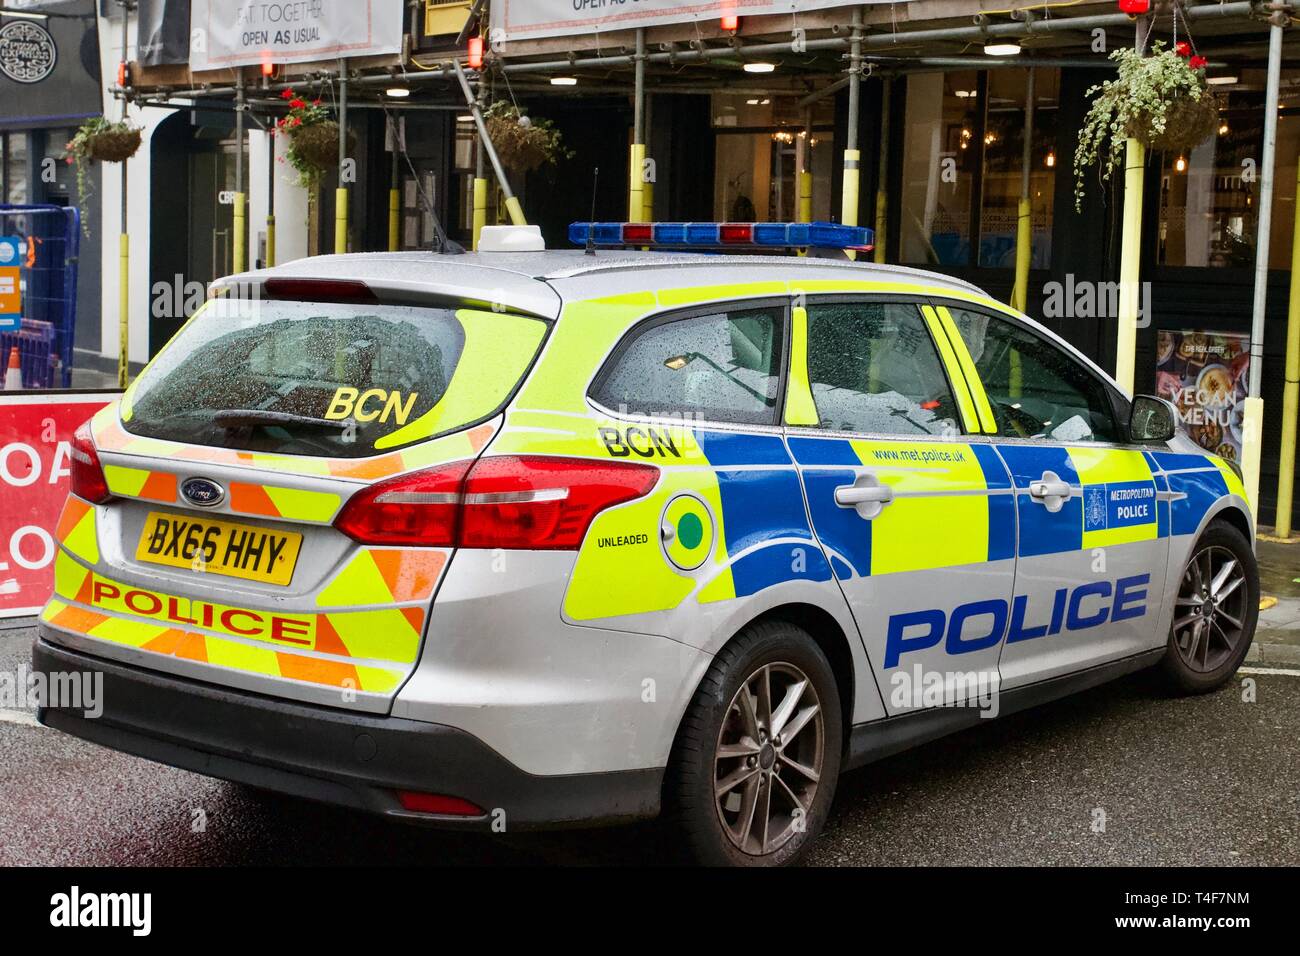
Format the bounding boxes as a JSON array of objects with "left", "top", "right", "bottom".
[
  {"left": 454, "top": 61, "right": 526, "bottom": 226},
  {"left": 630, "top": 28, "right": 646, "bottom": 223},
  {"left": 335, "top": 60, "right": 349, "bottom": 254},
  {"left": 266, "top": 115, "right": 276, "bottom": 267},
  {"left": 233, "top": 74, "right": 247, "bottom": 273},
  {"left": 840, "top": 6, "right": 863, "bottom": 261},
  {"left": 1276, "top": 160, "right": 1300, "bottom": 537},
  {"left": 874, "top": 78, "right": 890, "bottom": 264},
  {"left": 1010, "top": 68, "right": 1034, "bottom": 312},
  {"left": 1114, "top": 138, "right": 1144, "bottom": 395},
  {"left": 117, "top": 0, "right": 131, "bottom": 388},
  {"left": 1244, "top": 17, "right": 1285, "bottom": 523}
]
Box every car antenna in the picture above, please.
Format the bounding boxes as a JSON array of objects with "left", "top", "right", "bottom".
[{"left": 585, "top": 167, "right": 599, "bottom": 256}]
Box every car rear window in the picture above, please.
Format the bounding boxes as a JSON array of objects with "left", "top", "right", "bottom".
[{"left": 121, "top": 299, "right": 548, "bottom": 458}]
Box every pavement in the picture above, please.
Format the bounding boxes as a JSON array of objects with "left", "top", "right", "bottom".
[{"left": 0, "top": 539, "right": 1297, "bottom": 867}]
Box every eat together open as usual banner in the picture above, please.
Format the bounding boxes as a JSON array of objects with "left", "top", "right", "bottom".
[{"left": 189, "top": 0, "right": 404, "bottom": 71}]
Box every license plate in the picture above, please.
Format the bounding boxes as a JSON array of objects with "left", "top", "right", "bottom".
[{"left": 136, "top": 512, "right": 302, "bottom": 586}]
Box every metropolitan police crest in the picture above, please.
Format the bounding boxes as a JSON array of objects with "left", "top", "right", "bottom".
[{"left": 1084, "top": 485, "right": 1108, "bottom": 531}]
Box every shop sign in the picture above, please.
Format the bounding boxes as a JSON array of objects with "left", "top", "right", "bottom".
[
  {"left": 0, "top": 19, "right": 57, "bottom": 84},
  {"left": 1155, "top": 330, "right": 1250, "bottom": 465}
]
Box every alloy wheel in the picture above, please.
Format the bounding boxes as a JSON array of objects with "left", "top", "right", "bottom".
[
  {"left": 713, "top": 662, "right": 824, "bottom": 856},
  {"left": 1172, "top": 544, "right": 1248, "bottom": 673}
]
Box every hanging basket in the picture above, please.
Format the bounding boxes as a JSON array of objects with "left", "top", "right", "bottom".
[
  {"left": 289, "top": 120, "right": 343, "bottom": 171},
  {"left": 485, "top": 115, "right": 553, "bottom": 173},
  {"left": 82, "top": 126, "right": 142, "bottom": 163},
  {"left": 1128, "top": 89, "right": 1220, "bottom": 154}
]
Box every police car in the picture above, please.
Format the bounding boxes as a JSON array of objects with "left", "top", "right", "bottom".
[{"left": 34, "top": 222, "right": 1257, "bottom": 866}]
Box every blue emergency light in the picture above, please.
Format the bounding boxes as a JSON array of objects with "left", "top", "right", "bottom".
[{"left": 567, "top": 220, "right": 874, "bottom": 252}]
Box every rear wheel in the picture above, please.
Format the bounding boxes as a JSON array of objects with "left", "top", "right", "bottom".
[
  {"left": 666, "top": 620, "right": 841, "bottom": 866},
  {"left": 1162, "top": 519, "right": 1258, "bottom": 694}
]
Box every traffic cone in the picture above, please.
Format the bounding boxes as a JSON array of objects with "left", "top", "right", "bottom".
[{"left": 3, "top": 347, "right": 21, "bottom": 390}]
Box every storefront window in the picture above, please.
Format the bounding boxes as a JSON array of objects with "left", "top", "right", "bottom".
[
  {"left": 900, "top": 71, "right": 980, "bottom": 266},
  {"left": 1157, "top": 76, "right": 1300, "bottom": 269},
  {"left": 3, "top": 132, "right": 28, "bottom": 204},
  {"left": 978, "top": 69, "right": 1058, "bottom": 268},
  {"left": 712, "top": 94, "right": 834, "bottom": 222},
  {"left": 902, "top": 69, "right": 1058, "bottom": 269}
]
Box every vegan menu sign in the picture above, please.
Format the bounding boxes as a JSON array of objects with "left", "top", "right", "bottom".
[
  {"left": 1155, "top": 330, "right": 1250, "bottom": 464},
  {"left": 190, "top": 0, "right": 403, "bottom": 71},
  {"left": 490, "top": 0, "right": 876, "bottom": 43}
]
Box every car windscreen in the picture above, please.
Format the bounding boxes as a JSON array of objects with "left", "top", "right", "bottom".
[{"left": 121, "top": 298, "right": 549, "bottom": 458}]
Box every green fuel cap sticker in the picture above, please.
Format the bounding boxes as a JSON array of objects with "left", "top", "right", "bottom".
[{"left": 661, "top": 493, "right": 714, "bottom": 572}]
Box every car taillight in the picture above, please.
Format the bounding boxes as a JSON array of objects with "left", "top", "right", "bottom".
[
  {"left": 459, "top": 456, "right": 659, "bottom": 549},
  {"left": 333, "top": 456, "right": 659, "bottom": 550},
  {"left": 334, "top": 459, "right": 471, "bottom": 547},
  {"left": 70, "top": 422, "right": 111, "bottom": 505}
]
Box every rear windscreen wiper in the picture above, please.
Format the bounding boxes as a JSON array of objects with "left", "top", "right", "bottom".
[{"left": 210, "top": 409, "right": 348, "bottom": 431}]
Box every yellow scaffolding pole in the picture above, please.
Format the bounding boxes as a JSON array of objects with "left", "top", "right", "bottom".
[
  {"left": 472, "top": 178, "right": 488, "bottom": 250},
  {"left": 628, "top": 142, "right": 646, "bottom": 222},
  {"left": 1114, "top": 138, "right": 1145, "bottom": 394},
  {"left": 1010, "top": 69, "right": 1034, "bottom": 313},
  {"left": 335, "top": 188, "right": 349, "bottom": 254},
  {"left": 233, "top": 192, "right": 247, "bottom": 273},
  {"left": 388, "top": 188, "right": 400, "bottom": 252},
  {"left": 1274, "top": 161, "right": 1300, "bottom": 536},
  {"left": 117, "top": 233, "right": 129, "bottom": 388}
]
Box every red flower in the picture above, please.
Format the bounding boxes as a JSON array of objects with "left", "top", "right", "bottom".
[
  {"left": 312, "top": 99, "right": 321, "bottom": 106},
  {"left": 1175, "top": 41, "right": 1191, "bottom": 57},
  {"left": 281, "top": 88, "right": 295, "bottom": 100},
  {"left": 290, "top": 98, "right": 305, "bottom": 109},
  {"left": 1189, "top": 54, "right": 1207, "bottom": 69},
  {"left": 291, "top": 116, "right": 302, "bottom": 127}
]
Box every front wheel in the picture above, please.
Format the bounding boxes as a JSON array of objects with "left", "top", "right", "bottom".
[
  {"left": 665, "top": 620, "right": 842, "bottom": 866},
  {"left": 1162, "top": 519, "right": 1259, "bottom": 694}
]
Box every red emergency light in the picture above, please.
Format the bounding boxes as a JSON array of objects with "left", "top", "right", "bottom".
[
  {"left": 1117, "top": 0, "right": 1150, "bottom": 14},
  {"left": 721, "top": 15, "right": 740, "bottom": 31},
  {"left": 468, "top": 36, "right": 484, "bottom": 70}
]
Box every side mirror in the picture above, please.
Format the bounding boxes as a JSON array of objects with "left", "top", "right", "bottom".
[{"left": 1130, "top": 394, "right": 1178, "bottom": 443}]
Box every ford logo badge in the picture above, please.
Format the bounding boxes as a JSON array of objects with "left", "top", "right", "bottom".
[{"left": 181, "top": 478, "right": 225, "bottom": 508}]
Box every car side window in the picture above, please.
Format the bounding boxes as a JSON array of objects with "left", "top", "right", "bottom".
[
  {"left": 800, "top": 301, "right": 960, "bottom": 437},
  {"left": 592, "top": 305, "right": 783, "bottom": 425},
  {"left": 945, "top": 306, "right": 1120, "bottom": 443}
]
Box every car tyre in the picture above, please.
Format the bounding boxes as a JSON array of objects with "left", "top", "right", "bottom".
[
  {"left": 1161, "top": 519, "right": 1259, "bottom": 694},
  {"left": 665, "top": 619, "right": 841, "bottom": 866}
]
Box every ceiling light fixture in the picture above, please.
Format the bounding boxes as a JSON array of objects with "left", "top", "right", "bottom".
[
  {"left": 744, "top": 62, "right": 777, "bottom": 73},
  {"left": 983, "top": 41, "right": 1022, "bottom": 56}
]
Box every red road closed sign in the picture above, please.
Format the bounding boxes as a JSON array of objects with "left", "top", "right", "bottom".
[{"left": 0, "top": 393, "right": 117, "bottom": 618}]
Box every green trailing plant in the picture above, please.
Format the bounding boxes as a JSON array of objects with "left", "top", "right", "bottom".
[
  {"left": 1074, "top": 42, "right": 1217, "bottom": 211},
  {"left": 483, "top": 100, "right": 572, "bottom": 173},
  {"left": 64, "top": 116, "right": 143, "bottom": 235}
]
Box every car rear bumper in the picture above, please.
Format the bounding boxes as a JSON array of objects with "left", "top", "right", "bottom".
[{"left": 32, "top": 630, "right": 663, "bottom": 829}]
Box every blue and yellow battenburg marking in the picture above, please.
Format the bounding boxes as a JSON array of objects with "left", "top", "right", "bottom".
[{"left": 563, "top": 428, "right": 830, "bottom": 621}]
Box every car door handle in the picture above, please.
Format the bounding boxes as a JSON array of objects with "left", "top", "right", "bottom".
[
  {"left": 835, "top": 485, "right": 895, "bottom": 506},
  {"left": 1028, "top": 471, "right": 1072, "bottom": 513},
  {"left": 834, "top": 476, "right": 893, "bottom": 520}
]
